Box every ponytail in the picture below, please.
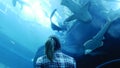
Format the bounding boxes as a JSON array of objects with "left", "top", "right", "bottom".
[
  {"left": 45, "top": 35, "right": 61, "bottom": 62},
  {"left": 45, "top": 38, "right": 55, "bottom": 62}
]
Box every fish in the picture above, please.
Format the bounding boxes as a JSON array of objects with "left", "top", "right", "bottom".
[
  {"left": 50, "top": 9, "right": 67, "bottom": 31},
  {"left": 61, "top": 0, "right": 92, "bottom": 23},
  {"left": 12, "top": 0, "right": 18, "bottom": 7},
  {"left": 83, "top": 8, "right": 120, "bottom": 54},
  {"left": 12, "top": 0, "right": 29, "bottom": 9},
  {"left": 83, "top": 20, "right": 112, "bottom": 54}
]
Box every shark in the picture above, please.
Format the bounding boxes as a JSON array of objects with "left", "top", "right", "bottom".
[
  {"left": 83, "top": 20, "right": 112, "bottom": 54},
  {"left": 83, "top": 9, "right": 120, "bottom": 54},
  {"left": 50, "top": 9, "right": 67, "bottom": 32},
  {"left": 61, "top": 0, "right": 92, "bottom": 23}
]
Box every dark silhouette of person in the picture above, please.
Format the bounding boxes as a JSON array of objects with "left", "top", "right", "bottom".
[{"left": 35, "top": 35, "right": 76, "bottom": 68}]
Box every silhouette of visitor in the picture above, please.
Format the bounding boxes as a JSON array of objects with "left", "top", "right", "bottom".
[{"left": 35, "top": 35, "right": 76, "bottom": 68}]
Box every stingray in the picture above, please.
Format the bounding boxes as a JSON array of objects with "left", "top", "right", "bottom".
[
  {"left": 61, "top": 0, "right": 92, "bottom": 23},
  {"left": 50, "top": 9, "right": 67, "bottom": 32}
]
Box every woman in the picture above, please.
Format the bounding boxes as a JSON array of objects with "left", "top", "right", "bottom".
[{"left": 35, "top": 35, "right": 76, "bottom": 68}]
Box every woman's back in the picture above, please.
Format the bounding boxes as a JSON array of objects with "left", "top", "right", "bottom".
[{"left": 36, "top": 51, "right": 76, "bottom": 68}]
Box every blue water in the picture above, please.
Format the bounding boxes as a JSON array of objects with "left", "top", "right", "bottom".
[{"left": 0, "top": 0, "right": 120, "bottom": 68}]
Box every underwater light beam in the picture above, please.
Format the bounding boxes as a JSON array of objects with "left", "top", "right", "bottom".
[
  {"left": 21, "top": 0, "right": 56, "bottom": 28},
  {"left": 116, "top": 2, "right": 120, "bottom": 10}
]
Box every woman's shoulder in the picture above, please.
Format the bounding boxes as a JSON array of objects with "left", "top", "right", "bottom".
[
  {"left": 62, "top": 53, "right": 74, "bottom": 60},
  {"left": 56, "top": 51, "right": 75, "bottom": 61},
  {"left": 36, "top": 55, "right": 47, "bottom": 64}
]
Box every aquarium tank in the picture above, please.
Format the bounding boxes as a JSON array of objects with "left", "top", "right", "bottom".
[{"left": 0, "top": 0, "right": 120, "bottom": 68}]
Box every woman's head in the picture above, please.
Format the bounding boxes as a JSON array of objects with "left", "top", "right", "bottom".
[{"left": 45, "top": 35, "right": 61, "bottom": 62}]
